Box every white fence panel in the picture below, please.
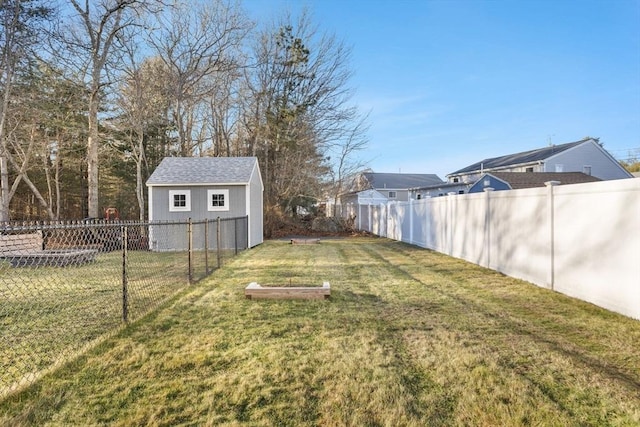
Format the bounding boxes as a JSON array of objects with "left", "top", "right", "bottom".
[
  {"left": 488, "top": 188, "right": 552, "bottom": 287},
  {"left": 341, "top": 179, "right": 640, "bottom": 320},
  {"left": 552, "top": 180, "right": 640, "bottom": 319},
  {"left": 411, "top": 200, "right": 429, "bottom": 247}
]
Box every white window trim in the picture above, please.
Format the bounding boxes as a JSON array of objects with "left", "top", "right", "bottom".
[
  {"left": 169, "top": 189, "right": 191, "bottom": 212},
  {"left": 208, "top": 189, "right": 229, "bottom": 211}
]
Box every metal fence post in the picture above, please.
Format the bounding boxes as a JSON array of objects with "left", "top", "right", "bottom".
[
  {"left": 216, "top": 217, "right": 222, "bottom": 269},
  {"left": 204, "top": 219, "right": 209, "bottom": 275},
  {"left": 122, "top": 225, "right": 128, "bottom": 323},
  {"left": 188, "top": 218, "right": 193, "bottom": 284},
  {"left": 245, "top": 216, "right": 249, "bottom": 249},
  {"left": 234, "top": 217, "right": 238, "bottom": 255}
]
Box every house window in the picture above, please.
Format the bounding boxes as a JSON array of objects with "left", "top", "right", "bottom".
[
  {"left": 208, "top": 189, "right": 229, "bottom": 211},
  {"left": 458, "top": 190, "right": 465, "bottom": 194},
  {"left": 525, "top": 167, "right": 534, "bottom": 172},
  {"left": 583, "top": 165, "right": 592, "bottom": 176},
  {"left": 169, "top": 190, "right": 191, "bottom": 212},
  {"left": 388, "top": 191, "right": 397, "bottom": 199},
  {"left": 453, "top": 177, "right": 459, "bottom": 183}
]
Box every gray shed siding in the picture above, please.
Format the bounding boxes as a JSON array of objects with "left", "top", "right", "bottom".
[
  {"left": 150, "top": 185, "right": 247, "bottom": 222},
  {"left": 544, "top": 142, "right": 632, "bottom": 180},
  {"left": 247, "top": 166, "right": 264, "bottom": 247},
  {"left": 146, "top": 156, "right": 264, "bottom": 251},
  {"left": 148, "top": 185, "right": 249, "bottom": 251}
]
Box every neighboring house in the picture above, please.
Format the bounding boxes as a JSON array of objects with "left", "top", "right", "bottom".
[
  {"left": 146, "top": 157, "right": 263, "bottom": 249},
  {"left": 410, "top": 181, "right": 473, "bottom": 198},
  {"left": 355, "top": 172, "right": 445, "bottom": 202},
  {"left": 468, "top": 172, "right": 601, "bottom": 193},
  {"left": 339, "top": 189, "right": 389, "bottom": 207},
  {"left": 447, "top": 137, "right": 633, "bottom": 184}
]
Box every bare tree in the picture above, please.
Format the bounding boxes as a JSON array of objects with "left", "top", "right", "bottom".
[
  {"left": 326, "top": 113, "right": 370, "bottom": 216},
  {"left": 117, "top": 51, "right": 171, "bottom": 220},
  {"left": 59, "top": 0, "right": 154, "bottom": 218},
  {"left": 147, "top": 0, "right": 251, "bottom": 157},
  {"left": 0, "top": 0, "right": 54, "bottom": 221},
  {"left": 241, "top": 10, "right": 368, "bottom": 231}
]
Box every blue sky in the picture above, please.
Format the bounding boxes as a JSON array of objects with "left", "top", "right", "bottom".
[{"left": 244, "top": 0, "right": 640, "bottom": 178}]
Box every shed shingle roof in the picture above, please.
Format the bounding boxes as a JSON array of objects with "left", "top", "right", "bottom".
[
  {"left": 146, "top": 157, "right": 258, "bottom": 186},
  {"left": 449, "top": 139, "right": 591, "bottom": 175}
]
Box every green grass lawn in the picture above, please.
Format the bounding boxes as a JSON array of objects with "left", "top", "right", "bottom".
[
  {"left": 0, "top": 251, "right": 190, "bottom": 398},
  {"left": 1, "top": 237, "right": 639, "bottom": 426}
]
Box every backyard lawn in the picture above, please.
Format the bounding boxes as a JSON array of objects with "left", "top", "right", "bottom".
[{"left": 1, "top": 237, "right": 639, "bottom": 426}]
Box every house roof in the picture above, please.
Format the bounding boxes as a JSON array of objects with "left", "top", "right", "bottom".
[
  {"left": 449, "top": 138, "right": 593, "bottom": 176},
  {"left": 363, "top": 172, "right": 444, "bottom": 189},
  {"left": 146, "top": 157, "right": 259, "bottom": 186},
  {"left": 485, "top": 172, "right": 601, "bottom": 189}
]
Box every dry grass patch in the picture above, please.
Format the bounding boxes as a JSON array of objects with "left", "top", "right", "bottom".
[{"left": 1, "top": 237, "right": 639, "bottom": 426}]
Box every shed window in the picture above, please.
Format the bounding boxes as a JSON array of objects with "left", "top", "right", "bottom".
[
  {"left": 169, "top": 190, "right": 191, "bottom": 212},
  {"left": 208, "top": 189, "right": 229, "bottom": 211}
]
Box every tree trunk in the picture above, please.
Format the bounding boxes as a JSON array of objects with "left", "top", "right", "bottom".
[
  {"left": 136, "top": 132, "right": 145, "bottom": 221},
  {"left": 0, "top": 156, "right": 9, "bottom": 222},
  {"left": 87, "top": 87, "right": 100, "bottom": 218}
]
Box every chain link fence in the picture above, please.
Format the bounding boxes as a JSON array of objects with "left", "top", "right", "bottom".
[{"left": 0, "top": 216, "right": 248, "bottom": 401}]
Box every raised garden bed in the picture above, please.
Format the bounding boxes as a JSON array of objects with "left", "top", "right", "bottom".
[{"left": 245, "top": 282, "right": 330, "bottom": 300}]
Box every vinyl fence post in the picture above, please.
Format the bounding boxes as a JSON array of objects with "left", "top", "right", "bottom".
[
  {"left": 216, "top": 216, "right": 222, "bottom": 269},
  {"left": 409, "top": 199, "right": 414, "bottom": 245},
  {"left": 483, "top": 188, "right": 494, "bottom": 268},
  {"left": 122, "top": 225, "right": 128, "bottom": 323},
  {"left": 545, "top": 181, "right": 560, "bottom": 291},
  {"left": 188, "top": 218, "right": 193, "bottom": 284}
]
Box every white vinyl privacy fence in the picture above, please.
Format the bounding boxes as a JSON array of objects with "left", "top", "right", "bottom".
[{"left": 342, "top": 178, "right": 640, "bottom": 320}]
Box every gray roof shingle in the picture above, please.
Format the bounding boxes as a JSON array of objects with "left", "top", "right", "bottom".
[
  {"left": 449, "top": 139, "right": 589, "bottom": 175},
  {"left": 363, "top": 173, "right": 444, "bottom": 189},
  {"left": 488, "top": 172, "right": 601, "bottom": 189},
  {"left": 146, "top": 157, "right": 258, "bottom": 186}
]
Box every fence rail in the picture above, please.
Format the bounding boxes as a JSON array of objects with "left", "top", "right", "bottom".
[
  {"left": 339, "top": 179, "right": 640, "bottom": 320},
  {"left": 0, "top": 216, "right": 248, "bottom": 401}
]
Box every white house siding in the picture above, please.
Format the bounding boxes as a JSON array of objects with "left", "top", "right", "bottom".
[{"left": 544, "top": 141, "right": 631, "bottom": 180}]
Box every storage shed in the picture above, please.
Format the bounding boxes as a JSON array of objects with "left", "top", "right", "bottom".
[{"left": 146, "top": 157, "right": 263, "bottom": 249}]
